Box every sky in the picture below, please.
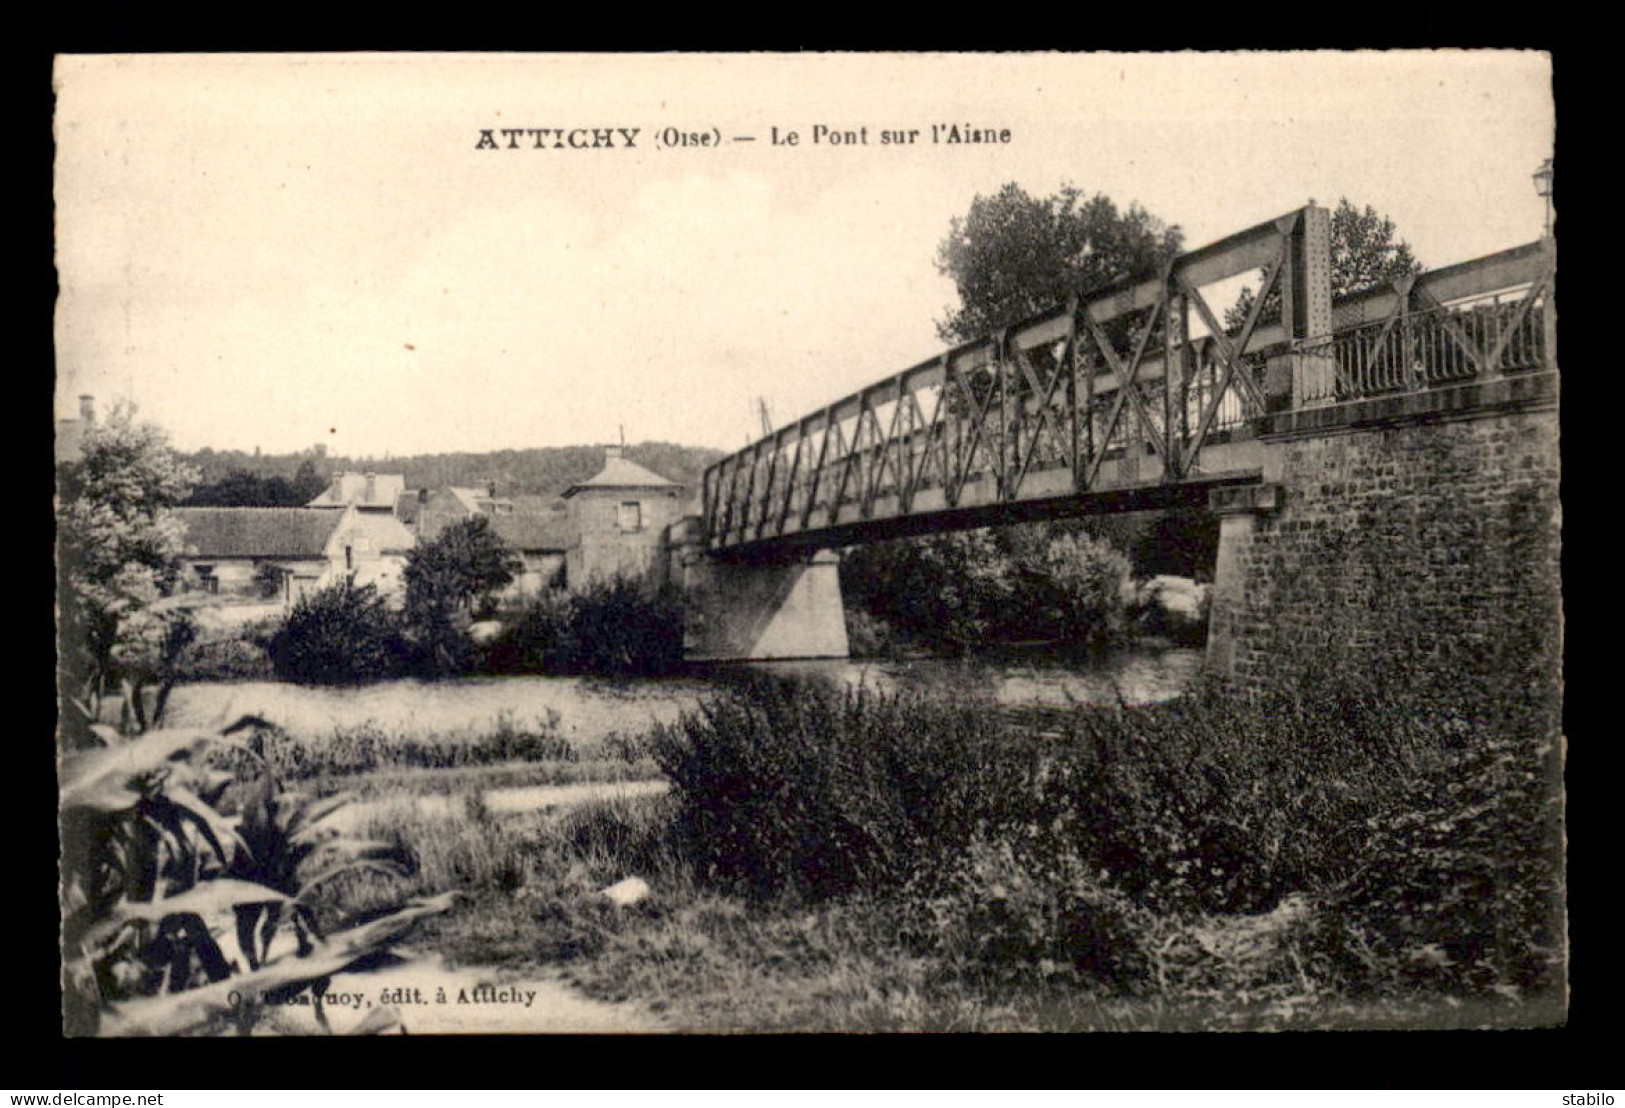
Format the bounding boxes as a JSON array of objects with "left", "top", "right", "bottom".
[{"left": 53, "top": 51, "right": 1555, "bottom": 459}]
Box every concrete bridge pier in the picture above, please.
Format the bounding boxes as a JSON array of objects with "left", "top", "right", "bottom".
[{"left": 670, "top": 521, "right": 850, "bottom": 661}]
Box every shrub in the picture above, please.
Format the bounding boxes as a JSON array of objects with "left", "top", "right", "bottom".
[
  {"left": 563, "top": 578, "right": 683, "bottom": 675},
  {"left": 269, "top": 580, "right": 406, "bottom": 685},
  {"left": 485, "top": 578, "right": 682, "bottom": 676},
  {"left": 171, "top": 634, "right": 275, "bottom": 682},
  {"left": 841, "top": 529, "right": 1017, "bottom": 652},
  {"left": 901, "top": 837, "right": 1155, "bottom": 991},
  {"left": 1307, "top": 724, "right": 1564, "bottom": 1000},
  {"left": 651, "top": 675, "right": 1039, "bottom": 900}
]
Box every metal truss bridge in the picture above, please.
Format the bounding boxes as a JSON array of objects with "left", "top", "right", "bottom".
[{"left": 699, "top": 205, "right": 1555, "bottom": 558}]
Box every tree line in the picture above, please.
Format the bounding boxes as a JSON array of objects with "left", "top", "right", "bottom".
[{"left": 179, "top": 442, "right": 723, "bottom": 506}]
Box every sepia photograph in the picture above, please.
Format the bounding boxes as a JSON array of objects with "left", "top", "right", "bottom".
[{"left": 53, "top": 50, "right": 1561, "bottom": 1036}]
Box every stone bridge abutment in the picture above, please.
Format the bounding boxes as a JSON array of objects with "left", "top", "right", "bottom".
[{"left": 1205, "top": 375, "right": 1560, "bottom": 693}]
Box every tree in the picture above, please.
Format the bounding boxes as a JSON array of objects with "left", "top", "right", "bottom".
[
  {"left": 841, "top": 529, "right": 1018, "bottom": 652},
  {"left": 185, "top": 468, "right": 315, "bottom": 507},
  {"left": 290, "top": 458, "right": 327, "bottom": 504},
  {"left": 403, "top": 516, "right": 522, "bottom": 674},
  {"left": 936, "top": 183, "right": 1185, "bottom": 344},
  {"left": 57, "top": 403, "right": 199, "bottom": 740},
  {"left": 405, "top": 516, "right": 522, "bottom": 616},
  {"left": 1225, "top": 198, "right": 1422, "bottom": 331},
  {"left": 1020, "top": 531, "right": 1133, "bottom": 648}
]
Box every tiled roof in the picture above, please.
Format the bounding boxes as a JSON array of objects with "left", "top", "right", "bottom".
[
  {"left": 563, "top": 454, "right": 680, "bottom": 497},
  {"left": 176, "top": 508, "right": 342, "bottom": 559},
  {"left": 488, "top": 513, "right": 571, "bottom": 551},
  {"left": 395, "top": 491, "right": 423, "bottom": 525}
]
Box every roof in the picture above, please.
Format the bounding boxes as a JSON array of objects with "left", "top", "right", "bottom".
[
  {"left": 488, "top": 512, "right": 571, "bottom": 552},
  {"left": 176, "top": 508, "right": 343, "bottom": 560},
  {"left": 563, "top": 452, "right": 680, "bottom": 498},
  {"left": 510, "top": 494, "right": 565, "bottom": 515},
  {"left": 307, "top": 472, "right": 407, "bottom": 509},
  {"left": 446, "top": 487, "right": 514, "bottom": 515},
  {"left": 335, "top": 511, "right": 417, "bottom": 554}
]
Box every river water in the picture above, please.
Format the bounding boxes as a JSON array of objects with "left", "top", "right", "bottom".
[{"left": 164, "top": 644, "right": 1203, "bottom": 744}]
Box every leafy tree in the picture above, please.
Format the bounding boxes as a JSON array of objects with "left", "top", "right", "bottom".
[
  {"left": 290, "top": 458, "right": 327, "bottom": 504},
  {"left": 405, "top": 516, "right": 521, "bottom": 617},
  {"left": 402, "top": 516, "right": 522, "bottom": 674},
  {"left": 935, "top": 183, "right": 1184, "bottom": 344},
  {"left": 1225, "top": 197, "right": 1423, "bottom": 331},
  {"left": 57, "top": 403, "right": 199, "bottom": 739},
  {"left": 185, "top": 468, "right": 317, "bottom": 507},
  {"left": 842, "top": 529, "right": 1018, "bottom": 652},
  {"left": 859, "top": 185, "right": 1183, "bottom": 648}
]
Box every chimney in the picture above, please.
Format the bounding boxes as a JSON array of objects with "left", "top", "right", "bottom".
[
  {"left": 364, "top": 473, "right": 377, "bottom": 502},
  {"left": 486, "top": 478, "right": 498, "bottom": 499},
  {"left": 78, "top": 395, "right": 95, "bottom": 424}
]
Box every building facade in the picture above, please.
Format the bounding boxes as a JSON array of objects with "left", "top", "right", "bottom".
[
  {"left": 562, "top": 447, "right": 686, "bottom": 591},
  {"left": 174, "top": 505, "right": 416, "bottom": 608}
]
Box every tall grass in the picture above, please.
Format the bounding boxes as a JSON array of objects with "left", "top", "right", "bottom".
[
  {"left": 649, "top": 664, "right": 1563, "bottom": 1012},
  {"left": 248, "top": 710, "right": 574, "bottom": 781}
]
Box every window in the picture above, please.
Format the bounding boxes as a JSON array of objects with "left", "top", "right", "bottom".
[
  {"left": 194, "top": 565, "right": 219, "bottom": 594},
  {"left": 618, "top": 501, "right": 642, "bottom": 532}
]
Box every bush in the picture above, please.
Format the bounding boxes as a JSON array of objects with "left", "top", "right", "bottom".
[
  {"left": 565, "top": 578, "right": 683, "bottom": 675},
  {"left": 485, "top": 579, "right": 682, "bottom": 676},
  {"left": 1307, "top": 724, "right": 1564, "bottom": 999},
  {"left": 269, "top": 580, "right": 407, "bottom": 685},
  {"left": 171, "top": 634, "right": 275, "bottom": 682},
  {"left": 651, "top": 674, "right": 1040, "bottom": 900},
  {"left": 904, "top": 837, "right": 1156, "bottom": 991},
  {"left": 840, "top": 529, "right": 1015, "bottom": 652}
]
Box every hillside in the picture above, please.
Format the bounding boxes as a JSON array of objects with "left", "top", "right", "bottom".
[{"left": 178, "top": 442, "right": 726, "bottom": 504}]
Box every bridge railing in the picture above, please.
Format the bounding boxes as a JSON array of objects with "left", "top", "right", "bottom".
[{"left": 1299, "top": 239, "right": 1556, "bottom": 406}]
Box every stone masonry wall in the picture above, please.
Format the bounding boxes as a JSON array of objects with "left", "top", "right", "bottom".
[{"left": 1210, "top": 407, "right": 1560, "bottom": 696}]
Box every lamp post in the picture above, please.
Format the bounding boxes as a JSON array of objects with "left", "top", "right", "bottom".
[{"left": 1534, "top": 158, "right": 1554, "bottom": 238}]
